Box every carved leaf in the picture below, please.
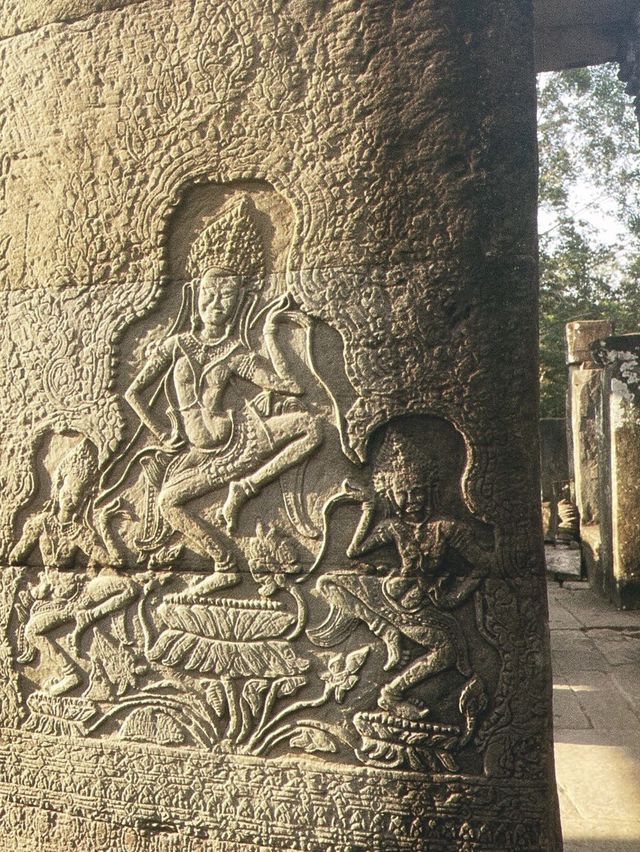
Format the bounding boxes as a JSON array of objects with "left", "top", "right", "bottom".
[
  {"left": 275, "top": 675, "right": 307, "bottom": 699},
  {"left": 26, "top": 693, "right": 97, "bottom": 723},
  {"left": 322, "top": 646, "right": 369, "bottom": 702},
  {"left": 159, "top": 602, "right": 295, "bottom": 642},
  {"left": 435, "top": 750, "right": 459, "bottom": 772},
  {"left": 148, "top": 629, "right": 309, "bottom": 678},
  {"left": 91, "top": 631, "right": 138, "bottom": 697},
  {"left": 204, "top": 680, "right": 227, "bottom": 717},
  {"left": 0, "top": 234, "right": 11, "bottom": 271},
  {"left": 119, "top": 707, "right": 185, "bottom": 746},
  {"left": 241, "top": 679, "right": 269, "bottom": 716},
  {"left": 342, "top": 646, "right": 369, "bottom": 675},
  {"left": 289, "top": 726, "right": 338, "bottom": 754}
]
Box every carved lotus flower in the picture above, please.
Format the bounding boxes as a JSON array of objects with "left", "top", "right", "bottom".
[
  {"left": 149, "top": 598, "right": 310, "bottom": 679},
  {"left": 320, "top": 647, "right": 369, "bottom": 704},
  {"left": 246, "top": 523, "right": 302, "bottom": 597},
  {"left": 158, "top": 599, "right": 294, "bottom": 643}
]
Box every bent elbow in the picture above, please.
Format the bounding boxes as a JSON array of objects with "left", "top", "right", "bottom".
[{"left": 123, "top": 386, "right": 137, "bottom": 409}]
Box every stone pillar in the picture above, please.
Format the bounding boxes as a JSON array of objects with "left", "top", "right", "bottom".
[
  {"left": 565, "top": 320, "right": 613, "bottom": 588},
  {"left": 539, "top": 417, "right": 569, "bottom": 542},
  {"left": 593, "top": 335, "right": 640, "bottom": 609},
  {"left": 0, "top": 1, "right": 560, "bottom": 848}
]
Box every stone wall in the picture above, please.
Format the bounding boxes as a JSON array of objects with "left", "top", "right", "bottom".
[{"left": 593, "top": 335, "right": 640, "bottom": 609}]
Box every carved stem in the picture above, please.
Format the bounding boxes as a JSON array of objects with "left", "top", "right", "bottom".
[
  {"left": 286, "top": 586, "right": 307, "bottom": 640},
  {"left": 247, "top": 684, "right": 332, "bottom": 752},
  {"left": 222, "top": 677, "right": 239, "bottom": 739}
]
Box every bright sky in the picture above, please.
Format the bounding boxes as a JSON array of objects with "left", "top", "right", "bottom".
[{"left": 538, "top": 182, "right": 625, "bottom": 247}]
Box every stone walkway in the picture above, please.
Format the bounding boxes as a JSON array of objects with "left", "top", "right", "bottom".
[{"left": 548, "top": 579, "right": 640, "bottom": 851}]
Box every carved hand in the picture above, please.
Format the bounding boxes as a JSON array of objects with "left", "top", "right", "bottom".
[
  {"left": 341, "top": 479, "right": 369, "bottom": 501},
  {"left": 264, "top": 293, "right": 291, "bottom": 333},
  {"left": 155, "top": 429, "right": 185, "bottom": 452}
]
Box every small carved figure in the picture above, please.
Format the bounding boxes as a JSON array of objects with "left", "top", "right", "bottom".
[
  {"left": 312, "top": 427, "right": 492, "bottom": 729},
  {"left": 9, "top": 438, "right": 138, "bottom": 696},
  {"left": 18, "top": 566, "right": 139, "bottom": 697},
  {"left": 554, "top": 480, "right": 580, "bottom": 544},
  {"left": 125, "top": 195, "right": 322, "bottom": 592},
  {"left": 9, "top": 438, "right": 123, "bottom": 569}
]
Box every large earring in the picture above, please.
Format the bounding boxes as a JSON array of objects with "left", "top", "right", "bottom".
[{"left": 190, "top": 279, "right": 198, "bottom": 332}]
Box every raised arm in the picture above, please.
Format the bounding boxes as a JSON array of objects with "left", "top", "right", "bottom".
[
  {"left": 429, "top": 521, "right": 494, "bottom": 609},
  {"left": 246, "top": 295, "right": 304, "bottom": 394},
  {"left": 236, "top": 349, "right": 302, "bottom": 396},
  {"left": 445, "top": 521, "right": 494, "bottom": 574},
  {"left": 347, "top": 499, "right": 394, "bottom": 558}
]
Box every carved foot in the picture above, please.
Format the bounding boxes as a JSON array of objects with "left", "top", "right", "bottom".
[
  {"left": 381, "top": 627, "right": 403, "bottom": 671},
  {"left": 458, "top": 674, "right": 488, "bottom": 746},
  {"left": 16, "top": 643, "right": 36, "bottom": 665},
  {"left": 44, "top": 668, "right": 82, "bottom": 697},
  {"left": 192, "top": 571, "right": 241, "bottom": 595},
  {"left": 378, "top": 688, "right": 430, "bottom": 721}
]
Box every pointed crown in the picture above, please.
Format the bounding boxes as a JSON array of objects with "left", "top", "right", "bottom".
[
  {"left": 373, "top": 430, "right": 439, "bottom": 494},
  {"left": 187, "top": 194, "right": 265, "bottom": 280}
]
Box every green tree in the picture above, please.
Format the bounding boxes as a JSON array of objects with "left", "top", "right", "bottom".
[{"left": 538, "top": 64, "right": 640, "bottom": 417}]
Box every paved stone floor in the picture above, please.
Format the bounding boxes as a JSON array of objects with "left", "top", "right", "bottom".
[{"left": 548, "top": 578, "right": 640, "bottom": 851}]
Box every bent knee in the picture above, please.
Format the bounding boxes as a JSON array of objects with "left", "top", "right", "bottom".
[
  {"left": 157, "top": 487, "right": 182, "bottom": 515},
  {"left": 304, "top": 414, "right": 324, "bottom": 447}
]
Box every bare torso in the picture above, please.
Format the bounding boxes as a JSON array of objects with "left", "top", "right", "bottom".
[{"left": 173, "top": 351, "right": 234, "bottom": 449}]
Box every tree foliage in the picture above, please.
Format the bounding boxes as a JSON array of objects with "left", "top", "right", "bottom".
[{"left": 538, "top": 64, "right": 640, "bottom": 416}]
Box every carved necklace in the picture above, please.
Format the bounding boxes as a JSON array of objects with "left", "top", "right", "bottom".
[{"left": 179, "top": 332, "right": 240, "bottom": 368}]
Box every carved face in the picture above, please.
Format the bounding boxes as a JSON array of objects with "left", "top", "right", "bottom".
[
  {"left": 388, "top": 479, "right": 429, "bottom": 519},
  {"left": 51, "top": 439, "right": 98, "bottom": 526},
  {"left": 54, "top": 469, "right": 87, "bottom": 525},
  {"left": 197, "top": 267, "right": 242, "bottom": 330}
]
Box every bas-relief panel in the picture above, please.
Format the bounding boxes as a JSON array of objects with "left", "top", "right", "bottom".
[
  {"left": 2, "top": 189, "right": 500, "bottom": 779},
  {"left": 0, "top": 184, "right": 551, "bottom": 851},
  {"left": 0, "top": 2, "right": 553, "bottom": 846}
]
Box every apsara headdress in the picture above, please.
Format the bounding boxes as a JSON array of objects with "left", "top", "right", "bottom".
[
  {"left": 186, "top": 194, "right": 265, "bottom": 281},
  {"left": 373, "top": 430, "right": 439, "bottom": 496}
]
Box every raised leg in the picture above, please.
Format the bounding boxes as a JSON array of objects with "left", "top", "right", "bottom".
[
  {"left": 22, "top": 605, "right": 82, "bottom": 695},
  {"left": 378, "top": 637, "right": 457, "bottom": 721},
  {"left": 71, "top": 577, "right": 139, "bottom": 654},
  {"left": 220, "top": 411, "right": 323, "bottom": 531}
]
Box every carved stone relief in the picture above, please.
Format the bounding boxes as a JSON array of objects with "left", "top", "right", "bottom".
[
  {"left": 0, "top": 0, "right": 559, "bottom": 848},
  {"left": 2, "top": 191, "right": 500, "bottom": 781}
]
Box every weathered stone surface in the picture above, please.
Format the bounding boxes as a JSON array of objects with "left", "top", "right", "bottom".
[
  {"left": 570, "top": 371, "right": 604, "bottom": 526},
  {"left": 565, "top": 320, "right": 613, "bottom": 597},
  {"left": 534, "top": 0, "right": 636, "bottom": 71},
  {"left": 0, "top": 0, "right": 560, "bottom": 848},
  {"left": 545, "top": 545, "right": 581, "bottom": 579},
  {"left": 0, "top": 0, "right": 146, "bottom": 39},
  {"left": 566, "top": 321, "right": 616, "bottom": 367},
  {"left": 540, "top": 419, "right": 569, "bottom": 501},
  {"left": 593, "top": 335, "right": 640, "bottom": 610}
]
